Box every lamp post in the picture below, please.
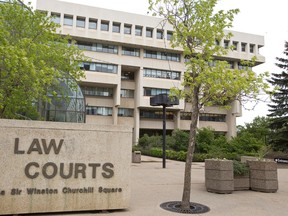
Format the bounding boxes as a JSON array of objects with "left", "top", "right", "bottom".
[{"left": 150, "top": 94, "right": 179, "bottom": 168}]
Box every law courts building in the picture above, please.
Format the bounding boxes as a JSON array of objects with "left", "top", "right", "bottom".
[{"left": 36, "top": 0, "right": 265, "bottom": 144}]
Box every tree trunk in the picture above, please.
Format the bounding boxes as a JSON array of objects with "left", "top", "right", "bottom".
[{"left": 181, "top": 87, "right": 199, "bottom": 209}]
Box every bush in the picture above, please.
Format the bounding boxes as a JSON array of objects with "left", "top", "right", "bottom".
[{"left": 233, "top": 160, "right": 249, "bottom": 176}]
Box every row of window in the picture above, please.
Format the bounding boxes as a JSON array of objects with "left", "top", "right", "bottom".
[
  {"left": 85, "top": 106, "right": 226, "bottom": 122},
  {"left": 143, "top": 68, "right": 181, "bottom": 80},
  {"left": 144, "top": 50, "right": 180, "bottom": 62},
  {"left": 222, "top": 40, "right": 259, "bottom": 54},
  {"left": 143, "top": 88, "right": 170, "bottom": 97},
  {"left": 81, "top": 86, "right": 134, "bottom": 98},
  {"left": 207, "top": 60, "right": 252, "bottom": 70},
  {"left": 50, "top": 12, "right": 173, "bottom": 40},
  {"left": 80, "top": 62, "right": 118, "bottom": 73},
  {"left": 86, "top": 106, "right": 133, "bottom": 117}
]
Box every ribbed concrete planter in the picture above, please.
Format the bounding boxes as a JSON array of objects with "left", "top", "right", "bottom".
[
  {"left": 234, "top": 174, "right": 250, "bottom": 191},
  {"left": 205, "top": 159, "right": 234, "bottom": 194},
  {"left": 248, "top": 160, "right": 278, "bottom": 193}
]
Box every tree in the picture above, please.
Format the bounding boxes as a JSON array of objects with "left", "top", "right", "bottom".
[
  {"left": 148, "top": 0, "right": 269, "bottom": 209},
  {"left": 0, "top": 1, "right": 86, "bottom": 119},
  {"left": 268, "top": 41, "right": 288, "bottom": 152}
]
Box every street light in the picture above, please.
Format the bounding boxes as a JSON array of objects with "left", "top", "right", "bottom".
[{"left": 150, "top": 93, "right": 179, "bottom": 168}]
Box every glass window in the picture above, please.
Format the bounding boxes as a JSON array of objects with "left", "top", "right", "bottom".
[
  {"left": 80, "top": 62, "right": 118, "bottom": 74},
  {"left": 241, "top": 43, "right": 246, "bottom": 52},
  {"left": 81, "top": 86, "right": 113, "bottom": 97},
  {"left": 122, "top": 47, "right": 140, "bottom": 57},
  {"left": 232, "top": 41, "right": 238, "bottom": 51},
  {"left": 118, "top": 108, "right": 134, "bottom": 117},
  {"left": 101, "top": 20, "right": 109, "bottom": 31},
  {"left": 121, "top": 71, "right": 134, "bottom": 80},
  {"left": 77, "top": 41, "right": 117, "bottom": 54},
  {"left": 135, "top": 25, "right": 143, "bottom": 36},
  {"left": 146, "top": 27, "right": 153, "bottom": 38},
  {"left": 64, "top": 14, "right": 73, "bottom": 26},
  {"left": 140, "top": 110, "right": 174, "bottom": 120},
  {"left": 86, "top": 106, "right": 112, "bottom": 116},
  {"left": 224, "top": 40, "right": 229, "bottom": 49},
  {"left": 76, "top": 16, "right": 85, "bottom": 28},
  {"left": 215, "top": 39, "right": 220, "bottom": 46},
  {"left": 157, "top": 29, "right": 163, "bottom": 39},
  {"left": 124, "top": 24, "right": 132, "bottom": 34},
  {"left": 167, "top": 31, "right": 173, "bottom": 40},
  {"left": 120, "top": 89, "right": 134, "bottom": 98},
  {"left": 144, "top": 50, "right": 180, "bottom": 62},
  {"left": 89, "top": 18, "right": 97, "bottom": 29},
  {"left": 51, "top": 12, "right": 60, "bottom": 24},
  {"left": 249, "top": 44, "right": 255, "bottom": 53},
  {"left": 180, "top": 112, "right": 192, "bottom": 120},
  {"left": 143, "top": 68, "right": 180, "bottom": 80},
  {"left": 199, "top": 113, "right": 226, "bottom": 122},
  {"left": 112, "top": 22, "right": 121, "bottom": 33},
  {"left": 143, "top": 88, "right": 169, "bottom": 96}
]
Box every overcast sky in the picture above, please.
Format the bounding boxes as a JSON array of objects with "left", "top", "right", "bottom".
[{"left": 26, "top": 0, "right": 288, "bottom": 125}]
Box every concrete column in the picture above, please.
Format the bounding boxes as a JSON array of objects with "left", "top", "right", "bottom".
[
  {"left": 174, "top": 110, "right": 180, "bottom": 130},
  {"left": 133, "top": 108, "right": 140, "bottom": 145}
]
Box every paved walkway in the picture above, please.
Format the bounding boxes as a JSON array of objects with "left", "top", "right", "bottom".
[{"left": 34, "top": 156, "right": 288, "bottom": 216}]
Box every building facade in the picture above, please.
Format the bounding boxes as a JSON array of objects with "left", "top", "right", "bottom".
[{"left": 37, "top": 0, "right": 265, "bottom": 144}]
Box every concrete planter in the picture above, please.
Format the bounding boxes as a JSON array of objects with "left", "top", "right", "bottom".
[
  {"left": 205, "top": 159, "right": 234, "bottom": 194},
  {"left": 234, "top": 174, "right": 250, "bottom": 191},
  {"left": 248, "top": 160, "right": 278, "bottom": 193}
]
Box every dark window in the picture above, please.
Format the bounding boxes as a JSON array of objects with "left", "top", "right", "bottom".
[
  {"left": 144, "top": 50, "right": 180, "bottom": 62},
  {"left": 124, "top": 24, "right": 132, "bottom": 34},
  {"left": 167, "top": 31, "right": 173, "bottom": 40},
  {"left": 140, "top": 110, "right": 174, "bottom": 120},
  {"left": 64, "top": 14, "right": 73, "bottom": 26},
  {"left": 120, "top": 89, "right": 134, "bottom": 98},
  {"left": 118, "top": 108, "right": 134, "bottom": 117},
  {"left": 241, "top": 43, "right": 246, "bottom": 52},
  {"left": 81, "top": 86, "right": 113, "bottom": 97},
  {"left": 232, "top": 41, "right": 238, "bottom": 51},
  {"left": 101, "top": 21, "right": 109, "bottom": 31},
  {"left": 157, "top": 29, "right": 163, "bottom": 39},
  {"left": 89, "top": 18, "right": 97, "bottom": 29},
  {"left": 180, "top": 112, "right": 191, "bottom": 120},
  {"left": 121, "top": 71, "right": 134, "bottom": 80},
  {"left": 146, "top": 27, "right": 153, "bottom": 38},
  {"left": 249, "top": 44, "right": 255, "bottom": 53},
  {"left": 122, "top": 47, "right": 140, "bottom": 57},
  {"left": 224, "top": 40, "right": 229, "bottom": 49},
  {"left": 199, "top": 113, "right": 226, "bottom": 122},
  {"left": 51, "top": 12, "right": 60, "bottom": 24},
  {"left": 80, "top": 62, "right": 118, "bottom": 73},
  {"left": 135, "top": 26, "right": 142, "bottom": 36},
  {"left": 86, "top": 106, "right": 112, "bottom": 116},
  {"left": 143, "top": 88, "right": 170, "bottom": 96},
  {"left": 112, "top": 22, "right": 120, "bottom": 33},
  {"left": 143, "top": 68, "right": 180, "bottom": 80},
  {"left": 76, "top": 16, "right": 85, "bottom": 28}
]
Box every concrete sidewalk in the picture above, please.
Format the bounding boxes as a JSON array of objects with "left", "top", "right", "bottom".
[{"left": 35, "top": 156, "right": 288, "bottom": 216}]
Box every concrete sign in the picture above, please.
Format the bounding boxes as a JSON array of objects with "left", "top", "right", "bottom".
[{"left": 0, "top": 119, "right": 132, "bottom": 215}]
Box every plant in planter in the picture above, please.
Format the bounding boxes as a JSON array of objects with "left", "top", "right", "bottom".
[
  {"left": 233, "top": 160, "right": 250, "bottom": 191},
  {"left": 205, "top": 159, "right": 234, "bottom": 194},
  {"left": 247, "top": 146, "right": 278, "bottom": 193}
]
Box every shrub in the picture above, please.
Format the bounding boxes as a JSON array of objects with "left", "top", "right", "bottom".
[{"left": 233, "top": 160, "right": 249, "bottom": 176}]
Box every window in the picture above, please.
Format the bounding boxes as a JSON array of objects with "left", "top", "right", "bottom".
[
  {"left": 77, "top": 41, "right": 118, "bottom": 54},
  {"left": 124, "top": 24, "right": 132, "bottom": 34},
  {"left": 112, "top": 22, "right": 120, "bottom": 33},
  {"left": 232, "top": 41, "right": 238, "bottom": 51},
  {"left": 157, "top": 29, "right": 163, "bottom": 39},
  {"left": 101, "top": 20, "right": 109, "bottom": 31},
  {"left": 227, "top": 61, "right": 235, "bottom": 69},
  {"left": 86, "top": 106, "right": 112, "bottom": 116},
  {"left": 238, "top": 62, "right": 252, "bottom": 70},
  {"left": 143, "top": 68, "right": 180, "bottom": 80},
  {"left": 167, "top": 31, "right": 173, "bottom": 40},
  {"left": 215, "top": 39, "right": 220, "bottom": 46},
  {"left": 80, "top": 62, "right": 118, "bottom": 74},
  {"left": 140, "top": 110, "right": 174, "bottom": 119},
  {"left": 122, "top": 47, "right": 140, "bottom": 57},
  {"left": 121, "top": 71, "right": 134, "bottom": 80},
  {"left": 224, "top": 40, "right": 229, "bottom": 49},
  {"left": 146, "top": 27, "right": 153, "bottom": 38},
  {"left": 143, "top": 88, "right": 170, "bottom": 96},
  {"left": 144, "top": 50, "right": 180, "bottom": 62},
  {"left": 180, "top": 112, "right": 191, "bottom": 120},
  {"left": 241, "top": 43, "right": 246, "bottom": 52},
  {"left": 249, "top": 44, "right": 255, "bottom": 53},
  {"left": 199, "top": 113, "right": 226, "bottom": 122},
  {"left": 120, "top": 89, "right": 134, "bottom": 98},
  {"left": 89, "top": 18, "right": 97, "bottom": 29},
  {"left": 64, "top": 14, "right": 73, "bottom": 26},
  {"left": 135, "top": 25, "right": 143, "bottom": 36},
  {"left": 76, "top": 16, "right": 85, "bottom": 28},
  {"left": 118, "top": 108, "right": 134, "bottom": 117},
  {"left": 81, "top": 86, "right": 113, "bottom": 97},
  {"left": 51, "top": 12, "right": 60, "bottom": 24}
]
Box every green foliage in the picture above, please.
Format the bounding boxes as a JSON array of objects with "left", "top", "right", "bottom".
[
  {"left": 233, "top": 160, "right": 249, "bottom": 176},
  {"left": 0, "top": 1, "right": 86, "bottom": 119},
  {"left": 169, "top": 129, "right": 189, "bottom": 151},
  {"left": 268, "top": 41, "right": 288, "bottom": 152}
]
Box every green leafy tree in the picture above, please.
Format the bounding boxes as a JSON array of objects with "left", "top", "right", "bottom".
[
  {"left": 149, "top": 0, "right": 269, "bottom": 209},
  {"left": 268, "top": 41, "right": 288, "bottom": 152},
  {"left": 0, "top": 1, "right": 86, "bottom": 119}
]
